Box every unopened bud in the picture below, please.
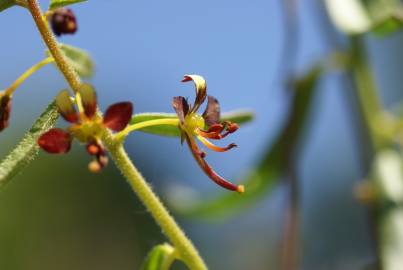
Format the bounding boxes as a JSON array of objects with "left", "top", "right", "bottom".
[
  {"left": 49, "top": 8, "right": 77, "bottom": 36},
  {"left": 0, "top": 92, "right": 12, "bottom": 132}
]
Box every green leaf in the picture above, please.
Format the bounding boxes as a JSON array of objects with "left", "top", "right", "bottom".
[
  {"left": 169, "top": 65, "right": 322, "bottom": 220},
  {"left": 140, "top": 243, "right": 176, "bottom": 270},
  {"left": 49, "top": 0, "right": 86, "bottom": 10},
  {"left": 46, "top": 44, "right": 94, "bottom": 78},
  {"left": 0, "top": 0, "right": 17, "bottom": 12},
  {"left": 0, "top": 101, "right": 58, "bottom": 188},
  {"left": 371, "top": 12, "right": 403, "bottom": 36},
  {"left": 130, "top": 110, "right": 254, "bottom": 137}
]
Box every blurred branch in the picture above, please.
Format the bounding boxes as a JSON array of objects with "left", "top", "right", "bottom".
[
  {"left": 279, "top": 1, "right": 301, "bottom": 269},
  {"left": 316, "top": 1, "right": 386, "bottom": 268},
  {"left": 280, "top": 160, "right": 300, "bottom": 270}
]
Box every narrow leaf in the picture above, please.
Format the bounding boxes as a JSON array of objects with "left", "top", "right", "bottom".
[
  {"left": 49, "top": 0, "right": 86, "bottom": 10},
  {"left": 130, "top": 110, "right": 254, "bottom": 137},
  {"left": 169, "top": 65, "right": 322, "bottom": 220},
  {"left": 46, "top": 43, "right": 94, "bottom": 78},
  {"left": 140, "top": 243, "right": 176, "bottom": 270},
  {"left": 0, "top": 102, "right": 58, "bottom": 187}
]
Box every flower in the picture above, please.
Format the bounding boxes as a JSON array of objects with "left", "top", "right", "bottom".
[
  {"left": 172, "top": 75, "right": 244, "bottom": 193},
  {"left": 49, "top": 8, "right": 78, "bottom": 36},
  {"left": 0, "top": 92, "right": 11, "bottom": 132},
  {"left": 38, "top": 84, "right": 133, "bottom": 172}
]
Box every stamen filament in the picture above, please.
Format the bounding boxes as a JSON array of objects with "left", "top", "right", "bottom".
[
  {"left": 5, "top": 57, "right": 54, "bottom": 96},
  {"left": 75, "top": 93, "right": 85, "bottom": 116},
  {"left": 195, "top": 128, "right": 222, "bottom": 139},
  {"left": 196, "top": 135, "right": 236, "bottom": 152},
  {"left": 115, "top": 118, "right": 180, "bottom": 141}
]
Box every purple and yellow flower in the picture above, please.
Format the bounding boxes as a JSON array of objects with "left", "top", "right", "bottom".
[{"left": 38, "top": 84, "right": 133, "bottom": 172}]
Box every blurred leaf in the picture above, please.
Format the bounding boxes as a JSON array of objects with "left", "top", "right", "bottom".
[
  {"left": 325, "top": 0, "right": 372, "bottom": 34},
  {"left": 0, "top": 101, "right": 58, "bottom": 188},
  {"left": 371, "top": 12, "right": 403, "bottom": 36},
  {"left": 49, "top": 0, "right": 86, "bottom": 10},
  {"left": 130, "top": 110, "right": 254, "bottom": 137},
  {"left": 325, "top": 0, "right": 403, "bottom": 35},
  {"left": 46, "top": 44, "right": 94, "bottom": 78},
  {"left": 372, "top": 150, "right": 403, "bottom": 270},
  {"left": 140, "top": 243, "right": 175, "bottom": 270},
  {"left": 374, "top": 150, "right": 403, "bottom": 204},
  {"left": 0, "top": 0, "right": 16, "bottom": 12},
  {"left": 170, "top": 65, "right": 322, "bottom": 220}
]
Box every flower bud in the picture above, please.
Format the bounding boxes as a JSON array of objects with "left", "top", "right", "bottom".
[
  {"left": 0, "top": 92, "right": 12, "bottom": 132},
  {"left": 49, "top": 8, "right": 77, "bottom": 36}
]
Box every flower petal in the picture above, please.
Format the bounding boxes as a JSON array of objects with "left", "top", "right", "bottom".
[
  {"left": 182, "top": 74, "right": 207, "bottom": 113},
  {"left": 185, "top": 133, "right": 243, "bottom": 193},
  {"left": 103, "top": 102, "right": 133, "bottom": 132},
  {"left": 37, "top": 128, "right": 72, "bottom": 154},
  {"left": 78, "top": 83, "right": 97, "bottom": 119},
  {"left": 202, "top": 96, "right": 221, "bottom": 126},
  {"left": 172, "top": 96, "right": 189, "bottom": 124},
  {"left": 0, "top": 93, "right": 12, "bottom": 132},
  {"left": 56, "top": 90, "right": 79, "bottom": 123}
]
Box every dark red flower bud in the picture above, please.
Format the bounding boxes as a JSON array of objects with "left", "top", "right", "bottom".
[
  {"left": 0, "top": 93, "right": 12, "bottom": 132},
  {"left": 86, "top": 141, "right": 101, "bottom": 155},
  {"left": 38, "top": 128, "right": 72, "bottom": 154},
  {"left": 49, "top": 8, "right": 78, "bottom": 36},
  {"left": 103, "top": 102, "right": 133, "bottom": 132}
]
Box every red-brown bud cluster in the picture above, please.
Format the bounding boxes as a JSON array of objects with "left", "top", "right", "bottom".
[{"left": 49, "top": 8, "right": 77, "bottom": 36}]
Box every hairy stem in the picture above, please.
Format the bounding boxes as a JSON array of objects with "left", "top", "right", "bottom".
[
  {"left": 103, "top": 134, "right": 207, "bottom": 270},
  {"left": 26, "top": 0, "right": 207, "bottom": 269},
  {"left": 27, "top": 0, "right": 81, "bottom": 93}
]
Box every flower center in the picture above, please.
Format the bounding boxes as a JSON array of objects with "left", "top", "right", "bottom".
[
  {"left": 184, "top": 113, "right": 205, "bottom": 134},
  {"left": 69, "top": 118, "right": 103, "bottom": 143}
]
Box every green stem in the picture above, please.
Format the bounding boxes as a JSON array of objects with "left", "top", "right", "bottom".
[
  {"left": 5, "top": 57, "right": 54, "bottom": 96},
  {"left": 27, "top": 0, "right": 81, "bottom": 93},
  {"left": 102, "top": 133, "right": 207, "bottom": 270},
  {"left": 115, "top": 118, "right": 179, "bottom": 141},
  {"left": 349, "top": 35, "right": 383, "bottom": 269},
  {"left": 26, "top": 0, "right": 207, "bottom": 269},
  {"left": 350, "top": 35, "right": 383, "bottom": 151}
]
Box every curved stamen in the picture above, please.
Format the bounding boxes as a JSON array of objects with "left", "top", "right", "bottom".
[
  {"left": 185, "top": 134, "right": 243, "bottom": 193},
  {"left": 197, "top": 135, "right": 237, "bottom": 152},
  {"left": 195, "top": 128, "right": 222, "bottom": 140}
]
